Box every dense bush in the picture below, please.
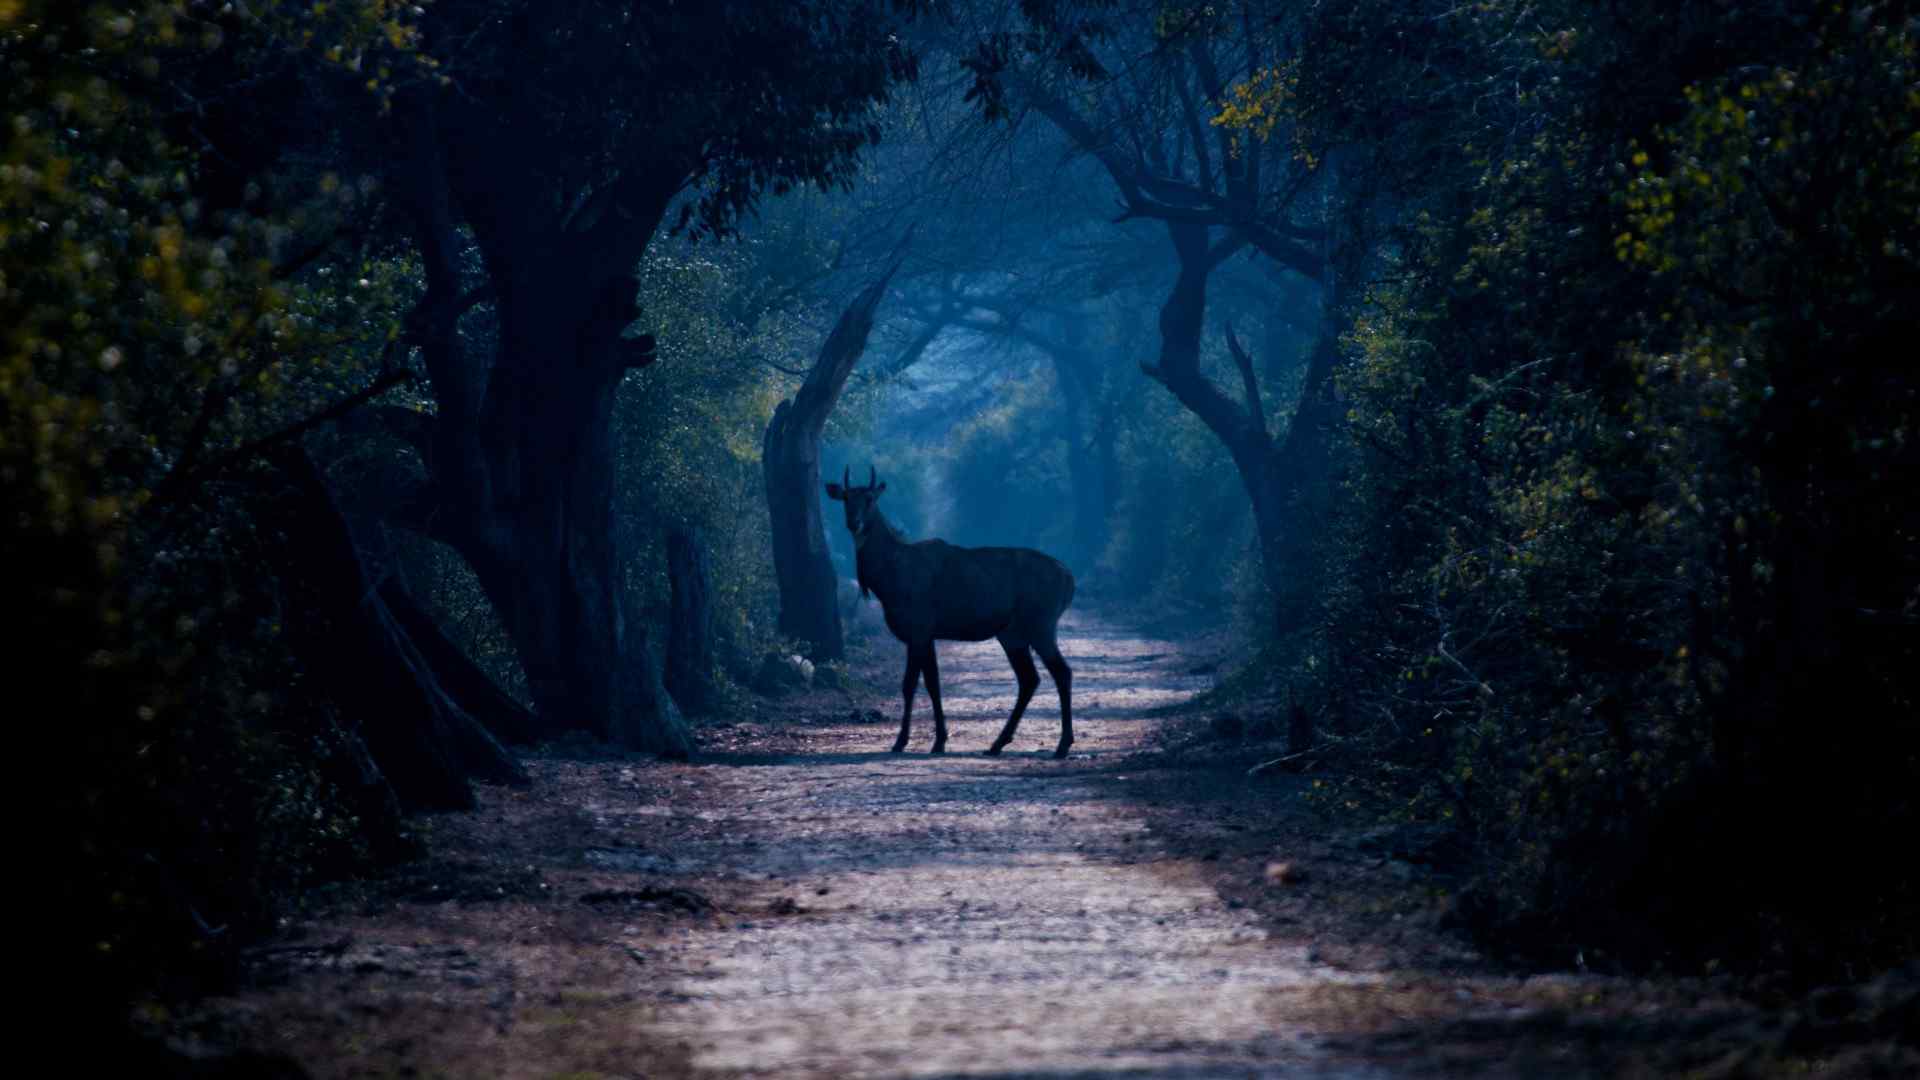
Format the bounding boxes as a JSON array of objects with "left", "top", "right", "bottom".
[
  {"left": 6, "top": 0, "right": 425, "bottom": 1016},
  {"left": 1262, "top": 0, "right": 1919, "bottom": 977}
]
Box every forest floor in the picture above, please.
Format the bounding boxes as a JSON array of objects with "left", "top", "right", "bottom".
[{"left": 161, "top": 609, "right": 1915, "bottom": 1078}]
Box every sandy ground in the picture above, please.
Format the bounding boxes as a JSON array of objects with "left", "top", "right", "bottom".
[{"left": 164, "top": 610, "right": 1915, "bottom": 1078}]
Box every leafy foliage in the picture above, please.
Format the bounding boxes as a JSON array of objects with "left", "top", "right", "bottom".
[
  {"left": 1235, "top": 0, "right": 1920, "bottom": 977},
  {"left": 5, "top": 0, "right": 420, "bottom": 1017}
]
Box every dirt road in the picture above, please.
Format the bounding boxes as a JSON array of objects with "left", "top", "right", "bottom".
[
  {"left": 629, "top": 612, "right": 1388, "bottom": 1078},
  {"left": 189, "top": 610, "right": 1820, "bottom": 1078}
]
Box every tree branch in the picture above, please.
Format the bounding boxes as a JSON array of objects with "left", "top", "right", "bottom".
[
  {"left": 196, "top": 365, "right": 420, "bottom": 480},
  {"left": 1173, "top": 65, "right": 1218, "bottom": 196},
  {"left": 152, "top": 353, "right": 418, "bottom": 508},
  {"left": 789, "top": 228, "right": 914, "bottom": 438},
  {"left": 1225, "top": 323, "right": 1266, "bottom": 440}
]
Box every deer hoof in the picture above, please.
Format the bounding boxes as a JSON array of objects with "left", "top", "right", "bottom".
[
  {"left": 983, "top": 744, "right": 1005, "bottom": 757},
  {"left": 1053, "top": 744, "right": 1072, "bottom": 760},
  {"left": 889, "top": 741, "right": 907, "bottom": 754},
  {"left": 930, "top": 741, "right": 947, "bottom": 755}
]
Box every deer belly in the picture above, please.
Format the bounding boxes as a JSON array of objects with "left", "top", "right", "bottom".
[
  {"left": 878, "top": 606, "right": 1007, "bottom": 644},
  {"left": 936, "top": 620, "right": 1003, "bottom": 643},
  {"left": 930, "top": 604, "right": 1014, "bottom": 642}
]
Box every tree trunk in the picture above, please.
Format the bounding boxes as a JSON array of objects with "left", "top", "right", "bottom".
[
  {"left": 1266, "top": 331, "right": 1339, "bottom": 631},
  {"left": 665, "top": 525, "right": 718, "bottom": 716},
  {"left": 384, "top": 99, "right": 692, "bottom": 759},
  {"left": 1142, "top": 223, "right": 1284, "bottom": 627},
  {"left": 1140, "top": 222, "right": 1339, "bottom": 636},
  {"left": 1045, "top": 316, "right": 1106, "bottom": 570},
  {"left": 382, "top": 580, "right": 542, "bottom": 746},
  {"left": 765, "top": 400, "right": 847, "bottom": 661},
  {"left": 474, "top": 296, "right": 689, "bottom": 757},
  {"left": 266, "top": 449, "right": 527, "bottom": 811},
  {"left": 764, "top": 249, "right": 909, "bottom": 660}
]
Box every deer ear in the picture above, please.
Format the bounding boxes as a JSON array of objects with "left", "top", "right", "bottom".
[
  {"left": 825, "top": 483, "right": 845, "bottom": 500},
  {"left": 875, "top": 482, "right": 886, "bottom": 494}
]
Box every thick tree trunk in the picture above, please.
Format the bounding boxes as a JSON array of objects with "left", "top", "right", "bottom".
[
  {"left": 665, "top": 525, "right": 718, "bottom": 716},
  {"left": 765, "top": 250, "right": 909, "bottom": 660},
  {"left": 387, "top": 99, "right": 692, "bottom": 759},
  {"left": 478, "top": 294, "right": 690, "bottom": 758}
]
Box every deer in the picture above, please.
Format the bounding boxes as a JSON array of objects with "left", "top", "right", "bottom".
[{"left": 826, "top": 466, "right": 1077, "bottom": 758}]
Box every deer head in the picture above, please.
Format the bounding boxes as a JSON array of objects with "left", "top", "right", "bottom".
[{"left": 825, "top": 465, "right": 887, "bottom": 543}]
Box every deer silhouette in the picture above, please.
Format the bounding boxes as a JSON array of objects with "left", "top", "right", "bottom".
[{"left": 826, "top": 466, "right": 1077, "bottom": 757}]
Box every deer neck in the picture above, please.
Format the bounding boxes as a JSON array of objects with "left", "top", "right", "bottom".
[
  {"left": 853, "top": 509, "right": 904, "bottom": 602},
  {"left": 853, "top": 509, "right": 903, "bottom": 553}
]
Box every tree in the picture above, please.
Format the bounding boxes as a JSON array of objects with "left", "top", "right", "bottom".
[
  {"left": 765, "top": 247, "right": 910, "bottom": 659},
  {"left": 363, "top": 1, "right": 922, "bottom": 754},
  {"left": 953, "top": 0, "right": 1341, "bottom": 631},
  {"left": 664, "top": 526, "right": 719, "bottom": 716}
]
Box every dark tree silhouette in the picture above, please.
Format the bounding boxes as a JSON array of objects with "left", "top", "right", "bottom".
[{"left": 363, "top": 2, "right": 921, "bottom": 753}]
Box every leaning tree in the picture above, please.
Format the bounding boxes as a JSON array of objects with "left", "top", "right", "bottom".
[
  {"left": 356, "top": 1, "right": 923, "bottom": 754},
  {"left": 951, "top": 1, "right": 1345, "bottom": 632}
]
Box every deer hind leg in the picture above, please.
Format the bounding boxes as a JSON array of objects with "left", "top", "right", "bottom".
[
  {"left": 987, "top": 635, "right": 1039, "bottom": 756},
  {"left": 921, "top": 643, "right": 948, "bottom": 754},
  {"left": 892, "top": 648, "right": 922, "bottom": 754},
  {"left": 1034, "top": 631, "right": 1073, "bottom": 759}
]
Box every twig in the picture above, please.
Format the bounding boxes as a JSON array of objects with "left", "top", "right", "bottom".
[{"left": 1247, "top": 748, "right": 1314, "bottom": 776}]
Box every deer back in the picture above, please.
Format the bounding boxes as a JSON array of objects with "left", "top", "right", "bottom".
[{"left": 863, "top": 538, "right": 1072, "bottom": 644}]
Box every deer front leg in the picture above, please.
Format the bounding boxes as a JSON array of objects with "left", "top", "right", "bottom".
[
  {"left": 987, "top": 637, "right": 1039, "bottom": 756},
  {"left": 1036, "top": 637, "right": 1073, "bottom": 759},
  {"left": 892, "top": 649, "right": 922, "bottom": 754},
  {"left": 921, "top": 643, "right": 948, "bottom": 755}
]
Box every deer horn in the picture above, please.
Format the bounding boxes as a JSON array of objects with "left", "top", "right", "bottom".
[
  {"left": 868, "top": 465, "right": 878, "bottom": 490},
  {"left": 842, "top": 465, "right": 850, "bottom": 491}
]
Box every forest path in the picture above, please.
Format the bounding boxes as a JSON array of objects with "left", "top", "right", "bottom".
[
  {"left": 204, "top": 610, "right": 1782, "bottom": 1078},
  {"left": 629, "top": 609, "right": 1389, "bottom": 1078}
]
